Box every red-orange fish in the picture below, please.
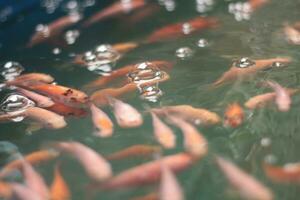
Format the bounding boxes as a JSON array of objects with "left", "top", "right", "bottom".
[
  {"left": 82, "top": 0, "right": 147, "bottom": 27},
  {"left": 106, "top": 145, "right": 161, "bottom": 161},
  {"left": 263, "top": 162, "right": 300, "bottom": 184},
  {"left": 130, "top": 192, "right": 158, "bottom": 200},
  {"left": 212, "top": 58, "right": 291, "bottom": 87},
  {"left": 6, "top": 73, "right": 54, "bottom": 87},
  {"left": 151, "top": 112, "right": 176, "bottom": 149},
  {"left": 90, "top": 103, "right": 114, "bottom": 137},
  {"left": 249, "top": 0, "right": 270, "bottom": 11},
  {"left": 16, "top": 87, "right": 55, "bottom": 108},
  {"left": 47, "top": 102, "right": 87, "bottom": 117},
  {"left": 52, "top": 142, "right": 112, "bottom": 182},
  {"left": 0, "top": 149, "right": 59, "bottom": 178},
  {"left": 24, "top": 107, "right": 67, "bottom": 129},
  {"left": 50, "top": 163, "right": 71, "bottom": 200},
  {"left": 147, "top": 17, "right": 218, "bottom": 43},
  {"left": 224, "top": 102, "right": 244, "bottom": 128},
  {"left": 27, "top": 14, "right": 81, "bottom": 47},
  {"left": 25, "top": 83, "right": 89, "bottom": 107},
  {"left": 98, "top": 153, "right": 194, "bottom": 190},
  {"left": 216, "top": 156, "right": 273, "bottom": 200},
  {"left": 0, "top": 182, "right": 13, "bottom": 199}
]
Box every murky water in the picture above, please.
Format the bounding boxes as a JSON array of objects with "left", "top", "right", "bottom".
[{"left": 1, "top": 0, "right": 300, "bottom": 199}]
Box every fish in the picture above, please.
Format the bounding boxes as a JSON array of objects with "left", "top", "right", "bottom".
[
  {"left": 24, "top": 83, "right": 89, "bottom": 107},
  {"left": 10, "top": 183, "right": 43, "bottom": 200},
  {"left": 0, "top": 149, "right": 59, "bottom": 178},
  {"left": 168, "top": 116, "right": 208, "bottom": 158},
  {"left": 212, "top": 58, "right": 291, "bottom": 87},
  {"left": 82, "top": 0, "right": 147, "bottom": 27},
  {"left": 98, "top": 153, "right": 194, "bottom": 190},
  {"left": 151, "top": 112, "right": 176, "bottom": 149},
  {"left": 52, "top": 141, "right": 112, "bottom": 182},
  {"left": 147, "top": 17, "right": 218, "bottom": 43},
  {"left": 249, "top": 0, "right": 270, "bottom": 11},
  {"left": 5, "top": 73, "right": 54, "bottom": 87},
  {"left": 159, "top": 163, "right": 184, "bottom": 200},
  {"left": 27, "top": 14, "right": 81, "bottom": 47},
  {"left": 47, "top": 102, "right": 87, "bottom": 117},
  {"left": 130, "top": 192, "right": 158, "bottom": 200},
  {"left": 24, "top": 107, "right": 67, "bottom": 129},
  {"left": 0, "top": 182, "right": 13, "bottom": 199},
  {"left": 244, "top": 88, "right": 298, "bottom": 110},
  {"left": 91, "top": 83, "right": 138, "bottom": 107},
  {"left": 263, "top": 162, "right": 300, "bottom": 184},
  {"left": 106, "top": 145, "right": 161, "bottom": 161},
  {"left": 50, "top": 163, "right": 71, "bottom": 200},
  {"left": 84, "top": 60, "right": 173, "bottom": 90},
  {"left": 89, "top": 103, "right": 114, "bottom": 137},
  {"left": 124, "top": 3, "right": 160, "bottom": 26},
  {"left": 108, "top": 97, "right": 143, "bottom": 128},
  {"left": 263, "top": 81, "right": 291, "bottom": 112},
  {"left": 215, "top": 156, "right": 273, "bottom": 200},
  {"left": 283, "top": 23, "right": 300, "bottom": 45},
  {"left": 21, "top": 161, "right": 49, "bottom": 199},
  {"left": 16, "top": 87, "right": 55, "bottom": 108},
  {"left": 224, "top": 102, "right": 244, "bottom": 128},
  {"left": 151, "top": 105, "right": 221, "bottom": 126}
]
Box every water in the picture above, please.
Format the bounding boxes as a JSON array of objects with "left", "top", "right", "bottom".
[{"left": 1, "top": 0, "right": 300, "bottom": 199}]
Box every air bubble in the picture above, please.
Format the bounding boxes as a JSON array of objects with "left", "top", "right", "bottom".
[
  {"left": 65, "top": 30, "right": 80, "bottom": 45},
  {"left": 175, "top": 47, "right": 194, "bottom": 59},
  {"left": 197, "top": 38, "right": 209, "bottom": 47},
  {"left": 0, "top": 94, "right": 35, "bottom": 114},
  {"left": 234, "top": 57, "right": 255, "bottom": 68},
  {"left": 1, "top": 61, "right": 24, "bottom": 81}
]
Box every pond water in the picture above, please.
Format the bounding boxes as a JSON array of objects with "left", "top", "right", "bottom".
[{"left": 1, "top": 0, "right": 300, "bottom": 199}]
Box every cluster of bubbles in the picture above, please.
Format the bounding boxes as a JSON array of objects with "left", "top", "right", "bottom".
[
  {"left": 158, "top": 0, "right": 176, "bottom": 12},
  {"left": 196, "top": 0, "right": 214, "bottom": 13},
  {"left": 228, "top": 1, "right": 252, "bottom": 21},
  {"left": 42, "top": 0, "right": 64, "bottom": 14},
  {"left": 175, "top": 38, "right": 209, "bottom": 60},
  {"left": 83, "top": 44, "right": 121, "bottom": 75},
  {"left": 42, "top": 0, "right": 95, "bottom": 14},
  {"left": 0, "top": 94, "right": 35, "bottom": 122},
  {"left": 233, "top": 57, "right": 256, "bottom": 68},
  {"left": 127, "top": 62, "right": 165, "bottom": 102},
  {"left": 35, "top": 24, "right": 50, "bottom": 38},
  {"left": 64, "top": 29, "right": 80, "bottom": 45},
  {"left": 1, "top": 61, "right": 24, "bottom": 81}
]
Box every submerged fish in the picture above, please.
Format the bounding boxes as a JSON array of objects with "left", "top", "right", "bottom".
[
  {"left": 50, "top": 163, "right": 71, "bottom": 200},
  {"left": 284, "top": 23, "right": 300, "bottom": 45},
  {"left": 10, "top": 183, "right": 42, "bottom": 200},
  {"left": 224, "top": 102, "right": 244, "bottom": 128},
  {"left": 263, "top": 162, "right": 300, "bottom": 184},
  {"left": 159, "top": 163, "right": 184, "bottom": 200},
  {"left": 151, "top": 112, "right": 176, "bottom": 149},
  {"left": 52, "top": 142, "right": 112, "bottom": 182},
  {"left": 6, "top": 73, "right": 54, "bottom": 87},
  {"left": 108, "top": 97, "right": 143, "bottom": 128},
  {"left": 151, "top": 105, "right": 221, "bottom": 126},
  {"left": 0, "top": 182, "right": 13, "bottom": 199},
  {"left": 98, "top": 153, "right": 194, "bottom": 189},
  {"left": 249, "top": 0, "right": 270, "bottom": 11},
  {"left": 82, "top": 0, "right": 147, "bottom": 27},
  {"left": 47, "top": 102, "right": 87, "bottom": 117},
  {"left": 16, "top": 87, "right": 55, "bottom": 108},
  {"left": 130, "top": 192, "right": 158, "bottom": 200},
  {"left": 24, "top": 107, "right": 67, "bottom": 129},
  {"left": 0, "top": 149, "right": 59, "bottom": 178},
  {"left": 90, "top": 103, "right": 114, "bottom": 137},
  {"left": 212, "top": 58, "right": 291, "bottom": 87},
  {"left": 147, "top": 17, "right": 218, "bottom": 43},
  {"left": 106, "top": 144, "right": 161, "bottom": 161},
  {"left": 215, "top": 156, "right": 273, "bottom": 200}
]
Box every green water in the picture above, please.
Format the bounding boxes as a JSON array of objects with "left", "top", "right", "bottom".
[{"left": 1, "top": 0, "right": 300, "bottom": 199}]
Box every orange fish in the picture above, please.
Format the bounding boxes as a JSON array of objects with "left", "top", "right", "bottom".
[
  {"left": 283, "top": 23, "right": 300, "bottom": 45},
  {"left": 0, "top": 149, "right": 59, "bottom": 178},
  {"left": 47, "top": 102, "right": 87, "bottom": 117},
  {"left": 249, "top": 0, "right": 270, "bottom": 11},
  {"left": 16, "top": 87, "right": 55, "bottom": 108},
  {"left": 82, "top": 0, "right": 147, "bottom": 27},
  {"left": 106, "top": 144, "right": 161, "bottom": 161},
  {"left": 159, "top": 163, "right": 184, "bottom": 200},
  {"left": 263, "top": 162, "right": 300, "bottom": 184},
  {"left": 0, "top": 182, "right": 13, "bottom": 199},
  {"left": 130, "top": 192, "right": 158, "bottom": 200},
  {"left": 90, "top": 103, "right": 114, "bottom": 137},
  {"left": 224, "top": 102, "right": 244, "bottom": 128},
  {"left": 10, "top": 183, "right": 42, "bottom": 200},
  {"left": 168, "top": 116, "right": 208, "bottom": 158},
  {"left": 24, "top": 107, "right": 67, "bottom": 129},
  {"left": 98, "top": 153, "right": 194, "bottom": 190},
  {"left": 27, "top": 14, "right": 81, "bottom": 47},
  {"left": 25, "top": 83, "right": 89, "bottom": 107},
  {"left": 91, "top": 83, "right": 138, "bottom": 107},
  {"left": 216, "top": 156, "right": 273, "bottom": 200},
  {"left": 84, "top": 60, "right": 173, "bottom": 91},
  {"left": 50, "top": 163, "right": 71, "bottom": 200},
  {"left": 6, "top": 73, "right": 54, "bottom": 87},
  {"left": 244, "top": 88, "right": 298, "bottom": 110},
  {"left": 212, "top": 58, "right": 291, "bottom": 87},
  {"left": 151, "top": 112, "right": 176, "bottom": 149},
  {"left": 147, "top": 17, "right": 218, "bottom": 43},
  {"left": 52, "top": 142, "right": 112, "bottom": 182},
  {"left": 151, "top": 105, "right": 221, "bottom": 126},
  {"left": 108, "top": 97, "right": 143, "bottom": 128}
]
